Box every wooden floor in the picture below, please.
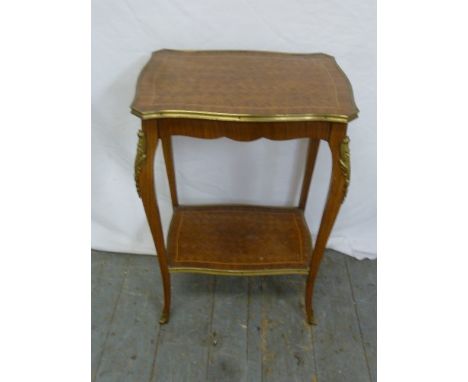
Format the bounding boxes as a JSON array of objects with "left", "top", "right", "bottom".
[{"left": 92, "top": 249, "right": 376, "bottom": 382}]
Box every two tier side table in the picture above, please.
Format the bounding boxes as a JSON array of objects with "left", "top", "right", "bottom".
[{"left": 131, "top": 49, "right": 358, "bottom": 324}]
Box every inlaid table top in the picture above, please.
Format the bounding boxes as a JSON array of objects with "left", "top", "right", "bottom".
[{"left": 131, "top": 49, "right": 358, "bottom": 123}]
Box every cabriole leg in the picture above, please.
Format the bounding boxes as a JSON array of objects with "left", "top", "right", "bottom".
[
  {"left": 305, "top": 124, "right": 350, "bottom": 324},
  {"left": 135, "top": 119, "right": 171, "bottom": 324}
]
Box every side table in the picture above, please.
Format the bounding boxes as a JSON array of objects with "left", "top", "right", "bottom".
[{"left": 131, "top": 50, "right": 358, "bottom": 324}]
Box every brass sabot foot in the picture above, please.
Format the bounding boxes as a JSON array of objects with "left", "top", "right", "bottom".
[
  {"left": 159, "top": 311, "right": 169, "bottom": 325},
  {"left": 307, "top": 312, "right": 317, "bottom": 326}
]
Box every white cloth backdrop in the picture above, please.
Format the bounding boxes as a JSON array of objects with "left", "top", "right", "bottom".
[{"left": 91, "top": 0, "right": 376, "bottom": 259}]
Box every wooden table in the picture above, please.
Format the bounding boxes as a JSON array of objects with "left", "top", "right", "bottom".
[{"left": 131, "top": 50, "right": 358, "bottom": 324}]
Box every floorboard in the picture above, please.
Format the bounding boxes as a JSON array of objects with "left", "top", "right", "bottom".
[
  {"left": 312, "top": 251, "right": 372, "bottom": 382},
  {"left": 207, "top": 277, "right": 249, "bottom": 382},
  {"left": 150, "top": 273, "right": 215, "bottom": 382},
  {"left": 261, "top": 275, "right": 316, "bottom": 382},
  {"left": 91, "top": 252, "right": 130, "bottom": 381},
  {"left": 91, "top": 249, "right": 376, "bottom": 382},
  {"left": 94, "top": 255, "right": 162, "bottom": 382},
  {"left": 346, "top": 256, "right": 377, "bottom": 382},
  {"left": 246, "top": 278, "right": 263, "bottom": 382}
]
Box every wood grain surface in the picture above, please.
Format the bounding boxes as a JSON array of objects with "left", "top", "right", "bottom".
[
  {"left": 92, "top": 250, "right": 377, "bottom": 382},
  {"left": 131, "top": 50, "right": 358, "bottom": 121},
  {"left": 157, "top": 118, "right": 331, "bottom": 141},
  {"left": 167, "top": 205, "right": 312, "bottom": 272}
]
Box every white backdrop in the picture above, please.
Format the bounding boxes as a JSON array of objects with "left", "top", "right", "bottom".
[{"left": 91, "top": 0, "right": 376, "bottom": 259}]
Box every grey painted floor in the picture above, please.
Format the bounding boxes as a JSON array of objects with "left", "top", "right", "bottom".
[{"left": 92, "top": 249, "right": 376, "bottom": 382}]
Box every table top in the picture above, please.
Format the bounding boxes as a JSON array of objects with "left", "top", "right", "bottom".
[{"left": 131, "top": 49, "right": 358, "bottom": 123}]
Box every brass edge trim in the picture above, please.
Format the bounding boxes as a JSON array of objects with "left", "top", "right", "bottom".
[
  {"left": 339, "top": 136, "right": 351, "bottom": 201},
  {"left": 134, "top": 128, "right": 147, "bottom": 198},
  {"left": 169, "top": 267, "right": 309, "bottom": 276},
  {"left": 131, "top": 108, "right": 356, "bottom": 123}
]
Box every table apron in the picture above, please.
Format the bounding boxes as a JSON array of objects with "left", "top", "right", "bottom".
[{"left": 157, "top": 118, "right": 333, "bottom": 141}]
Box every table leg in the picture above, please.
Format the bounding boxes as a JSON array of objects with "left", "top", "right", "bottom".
[
  {"left": 161, "top": 135, "right": 179, "bottom": 207},
  {"left": 299, "top": 139, "right": 320, "bottom": 210},
  {"left": 135, "top": 119, "right": 171, "bottom": 324},
  {"left": 305, "top": 125, "right": 350, "bottom": 324}
]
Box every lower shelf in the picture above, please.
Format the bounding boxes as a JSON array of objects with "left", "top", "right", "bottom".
[{"left": 167, "top": 205, "right": 313, "bottom": 275}]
